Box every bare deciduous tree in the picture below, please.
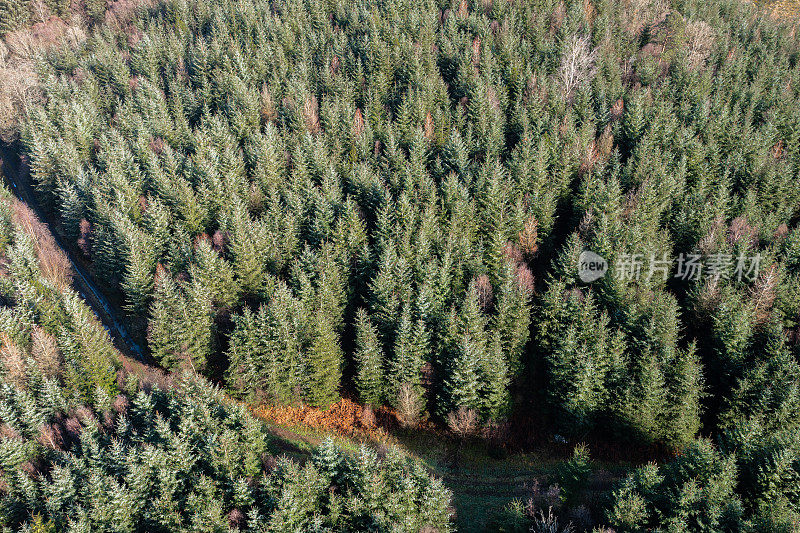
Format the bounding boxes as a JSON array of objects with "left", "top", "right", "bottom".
[
  {"left": 558, "top": 35, "right": 597, "bottom": 99},
  {"left": 396, "top": 383, "right": 424, "bottom": 428},
  {"left": 447, "top": 406, "right": 478, "bottom": 438},
  {"left": 685, "top": 20, "right": 714, "bottom": 71},
  {"left": 0, "top": 335, "right": 26, "bottom": 388},
  {"left": 31, "top": 326, "right": 61, "bottom": 377}
]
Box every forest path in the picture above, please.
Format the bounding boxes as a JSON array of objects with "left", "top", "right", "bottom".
[{"left": 0, "top": 143, "right": 147, "bottom": 363}]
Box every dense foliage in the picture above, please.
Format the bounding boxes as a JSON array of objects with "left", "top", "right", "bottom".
[
  {"left": 0, "top": 187, "right": 118, "bottom": 405},
  {"left": 4, "top": 0, "right": 800, "bottom": 529},
  {"left": 607, "top": 430, "right": 800, "bottom": 531},
  {"left": 0, "top": 367, "right": 453, "bottom": 531},
  {"left": 0, "top": 185, "right": 454, "bottom": 530},
  {"left": 18, "top": 0, "right": 800, "bottom": 456}
]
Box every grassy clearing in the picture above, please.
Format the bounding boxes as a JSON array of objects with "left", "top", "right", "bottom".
[{"left": 254, "top": 411, "right": 636, "bottom": 532}]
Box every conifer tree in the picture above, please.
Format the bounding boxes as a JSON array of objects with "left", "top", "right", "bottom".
[
  {"left": 191, "top": 237, "right": 240, "bottom": 310},
  {"left": 147, "top": 267, "right": 212, "bottom": 372},
  {"left": 305, "top": 313, "right": 342, "bottom": 408},
  {"left": 148, "top": 266, "right": 185, "bottom": 369},
  {"left": 353, "top": 309, "right": 384, "bottom": 407},
  {"left": 388, "top": 308, "right": 429, "bottom": 409},
  {"left": 493, "top": 259, "right": 532, "bottom": 375},
  {"left": 478, "top": 336, "right": 510, "bottom": 420},
  {"left": 442, "top": 335, "right": 483, "bottom": 415}
]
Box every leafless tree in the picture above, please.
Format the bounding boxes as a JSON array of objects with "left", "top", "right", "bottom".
[
  {"left": 396, "top": 383, "right": 424, "bottom": 428},
  {"left": 31, "top": 326, "right": 61, "bottom": 377},
  {"left": 558, "top": 35, "right": 597, "bottom": 99},
  {"left": 447, "top": 406, "right": 478, "bottom": 438}
]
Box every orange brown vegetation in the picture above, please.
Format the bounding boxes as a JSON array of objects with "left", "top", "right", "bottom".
[
  {"left": 303, "top": 95, "right": 321, "bottom": 135},
  {"left": 252, "top": 398, "right": 404, "bottom": 442}
]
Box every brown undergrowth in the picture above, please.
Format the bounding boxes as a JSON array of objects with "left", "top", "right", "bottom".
[{"left": 252, "top": 398, "right": 405, "bottom": 443}]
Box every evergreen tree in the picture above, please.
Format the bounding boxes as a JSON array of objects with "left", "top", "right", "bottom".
[
  {"left": 147, "top": 267, "right": 211, "bottom": 372},
  {"left": 305, "top": 313, "right": 342, "bottom": 408},
  {"left": 353, "top": 309, "right": 384, "bottom": 407},
  {"left": 190, "top": 237, "right": 240, "bottom": 310},
  {"left": 148, "top": 266, "right": 185, "bottom": 369}
]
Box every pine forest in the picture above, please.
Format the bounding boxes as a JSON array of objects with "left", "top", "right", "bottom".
[{"left": 0, "top": 0, "right": 800, "bottom": 529}]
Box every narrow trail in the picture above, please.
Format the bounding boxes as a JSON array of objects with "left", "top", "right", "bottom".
[{"left": 0, "top": 143, "right": 147, "bottom": 363}]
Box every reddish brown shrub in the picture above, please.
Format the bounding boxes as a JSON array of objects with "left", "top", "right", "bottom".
[
  {"left": 78, "top": 218, "right": 92, "bottom": 257},
  {"left": 74, "top": 406, "right": 96, "bottom": 426},
  {"left": 519, "top": 217, "right": 539, "bottom": 259},
  {"left": 471, "top": 37, "right": 481, "bottom": 66},
  {"left": 597, "top": 124, "right": 614, "bottom": 158},
  {"left": 728, "top": 216, "right": 758, "bottom": 249},
  {"left": 361, "top": 405, "right": 376, "bottom": 427},
  {"left": 610, "top": 98, "right": 624, "bottom": 121},
  {"left": 423, "top": 111, "right": 434, "bottom": 140},
  {"left": 63, "top": 416, "right": 82, "bottom": 439},
  {"left": 516, "top": 264, "right": 535, "bottom": 295},
  {"left": 37, "top": 424, "right": 63, "bottom": 450},
  {"left": 0, "top": 424, "right": 20, "bottom": 440},
  {"left": 253, "top": 396, "right": 392, "bottom": 439},
  {"left": 483, "top": 419, "right": 512, "bottom": 448},
  {"left": 228, "top": 509, "right": 245, "bottom": 529},
  {"left": 774, "top": 223, "right": 789, "bottom": 242},
  {"left": 104, "top": 0, "right": 155, "bottom": 30},
  {"left": 352, "top": 108, "right": 364, "bottom": 137},
  {"left": 751, "top": 265, "right": 778, "bottom": 325},
  {"left": 330, "top": 55, "right": 341, "bottom": 75},
  {"left": 457, "top": 0, "right": 469, "bottom": 19},
  {"left": 550, "top": 1, "right": 566, "bottom": 34},
  {"left": 303, "top": 95, "right": 321, "bottom": 135},
  {"left": 20, "top": 461, "right": 39, "bottom": 478},
  {"left": 260, "top": 85, "right": 277, "bottom": 124},
  {"left": 112, "top": 394, "right": 130, "bottom": 415},
  {"left": 212, "top": 230, "right": 229, "bottom": 253},
  {"left": 503, "top": 242, "right": 524, "bottom": 265},
  {"left": 148, "top": 137, "right": 165, "bottom": 154}
]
